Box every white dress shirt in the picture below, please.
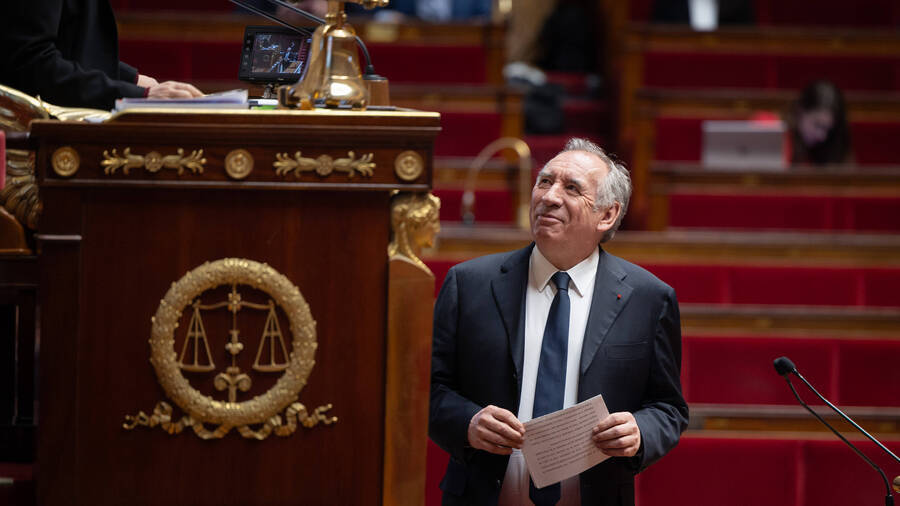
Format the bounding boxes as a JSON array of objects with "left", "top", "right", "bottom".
[{"left": 498, "top": 246, "right": 599, "bottom": 506}]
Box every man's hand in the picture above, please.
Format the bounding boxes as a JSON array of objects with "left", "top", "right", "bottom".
[
  {"left": 136, "top": 74, "right": 159, "bottom": 88},
  {"left": 592, "top": 412, "right": 641, "bottom": 457},
  {"left": 467, "top": 405, "right": 525, "bottom": 455},
  {"left": 146, "top": 81, "right": 203, "bottom": 99}
]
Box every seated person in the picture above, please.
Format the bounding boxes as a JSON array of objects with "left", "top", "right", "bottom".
[
  {"left": 789, "top": 80, "right": 852, "bottom": 166},
  {"left": 0, "top": 0, "right": 202, "bottom": 110}
]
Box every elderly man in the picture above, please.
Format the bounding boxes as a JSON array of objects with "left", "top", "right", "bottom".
[{"left": 429, "top": 138, "right": 688, "bottom": 506}]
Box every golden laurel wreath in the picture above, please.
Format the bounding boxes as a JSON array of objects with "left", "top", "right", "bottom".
[{"left": 124, "top": 258, "right": 336, "bottom": 439}]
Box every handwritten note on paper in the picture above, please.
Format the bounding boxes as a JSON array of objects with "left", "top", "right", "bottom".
[{"left": 521, "top": 394, "right": 610, "bottom": 489}]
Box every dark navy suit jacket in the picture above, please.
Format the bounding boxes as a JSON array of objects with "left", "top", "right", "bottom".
[
  {"left": 0, "top": 0, "right": 145, "bottom": 109},
  {"left": 429, "top": 244, "right": 688, "bottom": 506}
]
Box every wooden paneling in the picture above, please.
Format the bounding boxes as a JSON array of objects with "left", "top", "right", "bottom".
[{"left": 32, "top": 110, "right": 439, "bottom": 505}]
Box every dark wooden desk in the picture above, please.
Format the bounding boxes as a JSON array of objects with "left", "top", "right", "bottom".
[{"left": 30, "top": 108, "right": 439, "bottom": 505}]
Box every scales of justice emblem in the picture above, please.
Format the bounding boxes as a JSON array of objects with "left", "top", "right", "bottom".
[{"left": 124, "top": 258, "right": 336, "bottom": 440}]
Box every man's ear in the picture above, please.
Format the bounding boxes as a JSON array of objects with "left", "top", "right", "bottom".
[{"left": 596, "top": 202, "right": 620, "bottom": 233}]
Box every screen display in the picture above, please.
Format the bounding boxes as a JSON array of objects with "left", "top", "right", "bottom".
[{"left": 239, "top": 26, "right": 311, "bottom": 84}]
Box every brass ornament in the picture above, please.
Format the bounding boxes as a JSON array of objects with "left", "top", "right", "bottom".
[
  {"left": 388, "top": 192, "right": 441, "bottom": 276},
  {"left": 225, "top": 149, "right": 254, "bottom": 180},
  {"left": 102, "top": 147, "right": 206, "bottom": 175},
  {"left": 394, "top": 150, "right": 424, "bottom": 182},
  {"left": 124, "top": 258, "right": 337, "bottom": 439},
  {"left": 274, "top": 150, "right": 375, "bottom": 178},
  {"left": 2, "top": 150, "right": 41, "bottom": 229},
  {"left": 51, "top": 146, "right": 80, "bottom": 177}
]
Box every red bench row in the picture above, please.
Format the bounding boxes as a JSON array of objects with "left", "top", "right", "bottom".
[
  {"left": 424, "top": 259, "right": 900, "bottom": 308},
  {"left": 636, "top": 435, "right": 900, "bottom": 506},
  {"left": 118, "top": 39, "right": 490, "bottom": 86},
  {"left": 668, "top": 193, "right": 900, "bottom": 233},
  {"left": 644, "top": 52, "right": 900, "bottom": 92},
  {"left": 655, "top": 117, "right": 900, "bottom": 165},
  {"left": 683, "top": 335, "right": 900, "bottom": 407},
  {"left": 426, "top": 422, "right": 900, "bottom": 506},
  {"left": 434, "top": 187, "right": 900, "bottom": 233},
  {"left": 630, "top": 0, "right": 900, "bottom": 28}
]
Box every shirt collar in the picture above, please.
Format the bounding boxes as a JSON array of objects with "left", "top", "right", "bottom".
[{"left": 531, "top": 245, "right": 599, "bottom": 298}]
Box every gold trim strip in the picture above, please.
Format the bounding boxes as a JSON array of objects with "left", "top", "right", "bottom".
[
  {"left": 101, "top": 147, "right": 206, "bottom": 175},
  {"left": 274, "top": 150, "right": 375, "bottom": 178}
]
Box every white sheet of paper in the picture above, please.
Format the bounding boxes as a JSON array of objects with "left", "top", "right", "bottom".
[{"left": 521, "top": 394, "right": 611, "bottom": 489}]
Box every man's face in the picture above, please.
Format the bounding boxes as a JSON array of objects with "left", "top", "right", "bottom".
[{"left": 530, "top": 150, "right": 617, "bottom": 265}]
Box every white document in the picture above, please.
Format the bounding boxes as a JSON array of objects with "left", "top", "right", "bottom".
[{"left": 521, "top": 394, "right": 610, "bottom": 489}]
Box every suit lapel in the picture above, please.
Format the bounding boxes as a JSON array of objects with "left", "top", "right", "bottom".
[
  {"left": 491, "top": 244, "right": 533, "bottom": 395},
  {"left": 580, "top": 249, "right": 634, "bottom": 374}
]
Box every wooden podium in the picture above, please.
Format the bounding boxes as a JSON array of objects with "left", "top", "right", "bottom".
[{"left": 30, "top": 109, "right": 440, "bottom": 505}]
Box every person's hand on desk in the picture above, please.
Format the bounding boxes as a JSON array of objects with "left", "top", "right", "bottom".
[
  {"left": 144, "top": 80, "right": 204, "bottom": 99},
  {"left": 137, "top": 74, "right": 159, "bottom": 88},
  {"left": 592, "top": 411, "right": 641, "bottom": 457},
  {"left": 467, "top": 405, "right": 525, "bottom": 455}
]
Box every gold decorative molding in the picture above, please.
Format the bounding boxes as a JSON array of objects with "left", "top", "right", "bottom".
[
  {"left": 225, "top": 149, "right": 254, "bottom": 180},
  {"left": 394, "top": 150, "right": 424, "bottom": 182},
  {"left": 2, "top": 150, "right": 41, "bottom": 230},
  {"left": 388, "top": 192, "right": 441, "bottom": 277},
  {"left": 51, "top": 146, "right": 80, "bottom": 177},
  {"left": 124, "top": 258, "right": 337, "bottom": 440},
  {"left": 102, "top": 147, "right": 206, "bottom": 175},
  {"left": 274, "top": 150, "right": 375, "bottom": 178}
]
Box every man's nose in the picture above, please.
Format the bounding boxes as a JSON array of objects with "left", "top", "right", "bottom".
[{"left": 541, "top": 182, "right": 564, "bottom": 205}]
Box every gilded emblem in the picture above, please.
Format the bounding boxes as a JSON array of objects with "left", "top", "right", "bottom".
[
  {"left": 124, "top": 258, "right": 337, "bottom": 439},
  {"left": 274, "top": 150, "right": 375, "bottom": 178},
  {"left": 394, "top": 150, "right": 423, "bottom": 182},
  {"left": 225, "top": 149, "right": 254, "bottom": 180},
  {"left": 51, "top": 146, "right": 80, "bottom": 177}
]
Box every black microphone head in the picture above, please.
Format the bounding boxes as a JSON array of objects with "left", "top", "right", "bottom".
[{"left": 774, "top": 356, "right": 797, "bottom": 376}]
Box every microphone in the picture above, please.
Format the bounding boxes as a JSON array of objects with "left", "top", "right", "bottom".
[
  {"left": 773, "top": 356, "right": 796, "bottom": 376},
  {"left": 773, "top": 356, "right": 898, "bottom": 506}
]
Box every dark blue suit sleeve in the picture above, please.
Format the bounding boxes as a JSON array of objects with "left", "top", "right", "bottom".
[
  {"left": 429, "top": 267, "right": 483, "bottom": 464},
  {"left": 632, "top": 285, "right": 689, "bottom": 471},
  {"left": 0, "top": 0, "right": 145, "bottom": 109}
]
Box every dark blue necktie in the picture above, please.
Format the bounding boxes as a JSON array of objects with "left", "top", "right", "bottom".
[{"left": 529, "top": 271, "right": 571, "bottom": 506}]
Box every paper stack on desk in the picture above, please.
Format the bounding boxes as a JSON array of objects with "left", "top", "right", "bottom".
[{"left": 114, "top": 89, "right": 249, "bottom": 111}]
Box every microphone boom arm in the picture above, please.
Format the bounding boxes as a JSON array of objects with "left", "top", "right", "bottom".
[{"left": 782, "top": 373, "right": 895, "bottom": 506}]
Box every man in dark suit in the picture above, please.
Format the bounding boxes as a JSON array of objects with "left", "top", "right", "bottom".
[
  {"left": 430, "top": 138, "right": 688, "bottom": 506},
  {"left": 0, "top": 0, "right": 202, "bottom": 110}
]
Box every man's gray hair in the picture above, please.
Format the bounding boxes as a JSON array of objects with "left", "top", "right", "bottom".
[{"left": 561, "top": 137, "right": 632, "bottom": 242}]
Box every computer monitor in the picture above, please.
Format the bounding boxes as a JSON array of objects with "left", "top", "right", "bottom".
[{"left": 239, "top": 26, "right": 311, "bottom": 85}]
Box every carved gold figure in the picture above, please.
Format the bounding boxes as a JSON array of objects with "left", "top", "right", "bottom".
[
  {"left": 388, "top": 192, "right": 441, "bottom": 276},
  {"left": 124, "top": 258, "right": 337, "bottom": 440}
]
